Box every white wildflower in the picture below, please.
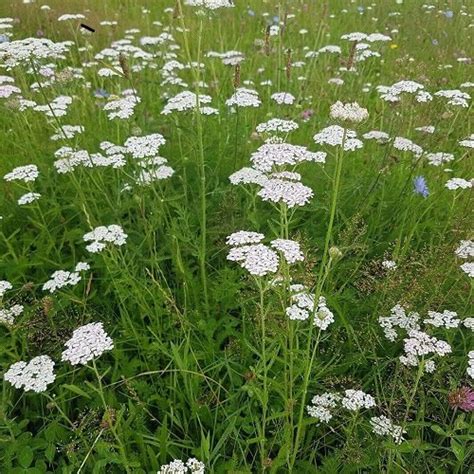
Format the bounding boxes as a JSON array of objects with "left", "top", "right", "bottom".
[
  {"left": 61, "top": 322, "right": 114, "bottom": 365},
  {"left": 4, "top": 355, "right": 56, "bottom": 393}
]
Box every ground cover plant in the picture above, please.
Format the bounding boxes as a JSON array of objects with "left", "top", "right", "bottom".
[{"left": 0, "top": 0, "right": 473, "bottom": 472}]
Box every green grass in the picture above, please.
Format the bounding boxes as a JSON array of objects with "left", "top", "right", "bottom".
[{"left": 0, "top": 0, "right": 473, "bottom": 472}]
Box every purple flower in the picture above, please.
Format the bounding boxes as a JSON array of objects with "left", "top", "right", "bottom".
[
  {"left": 449, "top": 387, "right": 474, "bottom": 412},
  {"left": 300, "top": 109, "right": 314, "bottom": 122},
  {"left": 413, "top": 176, "right": 429, "bottom": 198}
]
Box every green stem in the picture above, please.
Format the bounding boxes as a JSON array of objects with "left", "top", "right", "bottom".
[{"left": 290, "top": 130, "right": 346, "bottom": 470}]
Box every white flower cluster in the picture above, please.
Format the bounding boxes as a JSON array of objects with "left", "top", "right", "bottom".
[
  {"left": 4, "top": 355, "right": 56, "bottom": 393},
  {"left": 50, "top": 125, "right": 84, "bottom": 141},
  {"left": 255, "top": 118, "right": 299, "bottom": 135},
  {"left": 459, "top": 133, "right": 474, "bottom": 149},
  {"left": 381, "top": 259, "right": 397, "bottom": 270},
  {"left": 313, "top": 125, "right": 363, "bottom": 151},
  {"left": 34, "top": 95, "right": 72, "bottom": 118},
  {"left": 307, "top": 389, "right": 376, "bottom": 422},
  {"left": 258, "top": 177, "right": 314, "bottom": 208},
  {"left": 226, "top": 88, "right": 261, "bottom": 108},
  {"left": 42, "top": 262, "right": 90, "bottom": 293},
  {"left": 136, "top": 158, "right": 175, "bottom": 186},
  {"left": 0, "top": 38, "right": 70, "bottom": 69},
  {"left": 230, "top": 141, "right": 325, "bottom": 208},
  {"left": 362, "top": 130, "right": 390, "bottom": 143},
  {"left": 161, "top": 91, "right": 215, "bottom": 115},
  {"left": 226, "top": 232, "right": 303, "bottom": 277},
  {"left": 330, "top": 101, "right": 369, "bottom": 123},
  {"left": 185, "top": 0, "right": 234, "bottom": 9},
  {"left": 377, "top": 80, "right": 430, "bottom": 103},
  {"left": 249, "top": 142, "right": 326, "bottom": 173},
  {"left": 18, "top": 192, "right": 41, "bottom": 205},
  {"left": 380, "top": 304, "right": 471, "bottom": 373},
  {"left": 271, "top": 92, "right": 295, "bottom": 105},
  {"left": 104, "top": 93, "right": 140, "bottom": 120},
  {"left": 468, "top": 351, "right": 474, "bottom": 379},
  {"left": 4, "top": 164, "right": 39, "bottom": 183},
  {"left": 285, "top": 284, "right": 334, "bottom": 330},
  {"left": 400, "top": 330, "right": 452, "bottom": 373},
  {"left": 207, "top": 50, "right": 244, "bottom": 66},
  {"left": 370, "top": 416, "right": 405, "bottom": 444},
  {"left": 0, "top": 303, "right": 24, "bottom": 326},
  {"left": 455, "top": 240, "right": 474, "bottom": 259},
  {"left": 306, "top": 392, "right": 340, "bottom": 423},
  {"left": 0, "top": 280, "right": 12, "bottom": 297},
  {"left": 57, "top": 13, "right": 86, "bottom": 21},
  {"left": 378, "top": 304, "right": 420, "bottom": 342},
  {"left": 157, "top": 457, "right": 205, "bottom": 474},
  {"left": 229, "top": 167, "right": 267, "bottom": 186},
  {"left": 61, "top": 322, "right": 114, "bottom": 365},
  {"left": 434, "top": 89, "right": 470, "bottom": 108},
  {"left": 415, "top": 125, "right": 435, "bottom": 134},
  {"left": 123, "top": 134, "right": 174, "bottom": 185},
  {"left": 125, "top": 133, "right": 166, "bottom": 158},
  {"left": 445, "top": 178, "right": 472, "bottom": 191},
  {"left": 83, "top": 225, "right": 128, "bottom": 253},
  {"left": 455, "top": 240, "right": 474, "bottom": 278},
  {"left": 424, "top": 310, "right": 460, "bottom": 328},
  {"left": 226, "top": 230, "right": 264, "bottom": 246},
  {"left": 341, "top": 389, "right": 376, "bottom": 411},
  {"left": 270, "top": 239, "right": 304, "bottom": 264},
  {"left": 0, "top": 84, "right": 21, "bottom": 98},
  {"left": 393, "top": 137, "right": 423, "bottom": 156},
  {"left": 54, "top": 145, "right": 126, "bottom": 174},
  {"left": 460, "top": 262, "right": 474, "bottom": 278},
  {"left": 426, "top": 152, "right": 454, "bottom": 167}
]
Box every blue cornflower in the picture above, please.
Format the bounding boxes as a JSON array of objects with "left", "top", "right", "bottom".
[
  {"left": 0, "top": 34, "right": 9, "bottom": 44},
  {"left": 444, "top": 10, "right": 454, "bottom": 19},
  {"left": 94, "top": 88, "right": 110, "bottom": 99},
  {"left": 413, "top": 176, "right": 429, "bottom": 198}
]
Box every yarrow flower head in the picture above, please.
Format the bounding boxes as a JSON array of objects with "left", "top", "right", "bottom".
[
  {"left": 124, "top": 133, "right": 166, "bottom": 158},
  {"left": 271, "top": 92, "right": 296, "bottom": 105},
  {"left": 255, "top": 118, "right": 299, "bottom": 135},
  {"left": 42, "top": 262, "right": 89, "bottom": 293},
  {"left": 0, "top": 303, "right": 23, "bottom": 326},
  {"left": 184, "top": 0, "right": 234, "bottom": 9},
  {"left": 226, "top": 88, "right": 261, "bottom": 108},
  {"left": 157, "top": 457, "right": 205, "bottom": 473},
  {"left": 161, "top": 91, "right": 213, "bottom": 115},
  {"left": 83, "top": 224, "right": 128, "bottom": 253},
  {"left": 0, "top": 37, "right": 70, "bottom": 69},
  {"left": 341, "top": 389, "right": 376, "bottom": 411},
  {"left": 18, "top": 192, "right": 41, "bottom": 205},
  {"left": 330, "top": 101, "right": 369, "bottom": 123},
  {"left": 226, "top": 232, "right": 303, "bottom": 276},
  {"left": 61, "top": 322, "right": 114, "bottom": 365},
  {"left": 0, "top": 280, "right": 13, "bottom": 297},
  {"left": 313, "top": 125, "right": 363, "bottom": 151},
  {"left": 4, "top": 164, "right": 39, "bottom": 183},
  {"left": 4, "top": 355, "right": 56, "bottom": 393},
  {"left": 455, "top": 240, "right": 474, "bottom": 259},
  {"left": 370, "top": 415, "right": 405, "bottom": 444},
  {"left": 286, "top": 284, "right": 334, "bottom": 330},
  {"left": 306, "top": 392, "right": 341, "bottom": 423}
]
